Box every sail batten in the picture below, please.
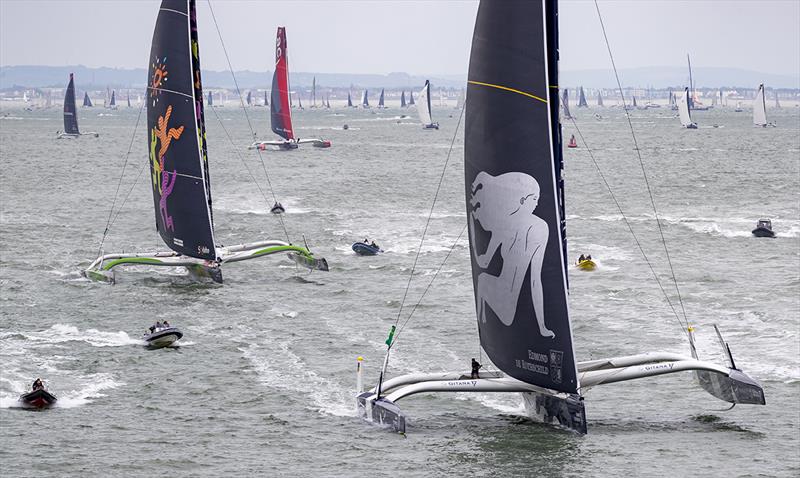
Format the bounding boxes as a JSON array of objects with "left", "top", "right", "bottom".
[
  {"left": 147, "top": 0, "right": 216, "bottom": 260},
  {"left": 465, "top": 0, "right": 577, "bottom": 394}
]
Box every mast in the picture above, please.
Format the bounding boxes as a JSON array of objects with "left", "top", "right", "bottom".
[
  {"left": 687, "top": 53, "right": 694, "bottom": 110},
  {"left": 63, "top": 73, "right": 80, "bottom": 135},
  {"left": 270, "top": 26, "right": 294, "bottom": 140},
  {"left": 465, "top": 0, "right": 578, "bottom": 393},
  {"left": 312, "top": 76, "right": 316, "bottom": 107},
  {"left": 561, "top": 89, "right": 571, "bottom": 119},
  {"left": 147, "top": 0, "right": 216, "bottom": 260}
]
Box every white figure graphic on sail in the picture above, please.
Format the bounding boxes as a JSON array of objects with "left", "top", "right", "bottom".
[{"left": 469, "top": 171, "right": 554, "bottom": 338}]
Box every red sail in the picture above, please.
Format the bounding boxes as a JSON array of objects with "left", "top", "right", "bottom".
[{"left": 270, "top": 27, "right": 294, "bottom": 140}]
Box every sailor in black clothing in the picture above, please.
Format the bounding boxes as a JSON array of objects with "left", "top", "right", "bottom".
[
  {"left": 471, "top": 358, "right": 482, "bottom": 379},
  {"left": 32, "top": 378, "right": 44, "bottom": 391}
]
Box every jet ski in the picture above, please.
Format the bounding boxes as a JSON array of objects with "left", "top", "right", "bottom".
[
  {"left": 19, "top": 388, "right": 57, "bottom": 409},
  {"left": 352, "top": 242, "right": 382, "bottom": 256},
  {"left": 271, "top": 202, "right": 285, "bottom": 214},
  {"left": 143, "top": 327, "right": 183, "bottom": 349},
  {"left": 752, "top": 219, "right": 776, "bottom": 238}
]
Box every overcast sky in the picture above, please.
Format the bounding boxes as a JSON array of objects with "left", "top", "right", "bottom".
[{"left": 1, "top": 1, "right": 798, "bottom": 77}]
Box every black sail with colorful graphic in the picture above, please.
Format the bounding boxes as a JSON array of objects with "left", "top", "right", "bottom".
[
  {"left": 465, "top": 0, "right": 578, "bottom": 394},
  {"left": 63, "top": 73, "right": 80, "bottom": 135},
  {"left": 147, "top": 0, "right": 216, "bottom": 260}
]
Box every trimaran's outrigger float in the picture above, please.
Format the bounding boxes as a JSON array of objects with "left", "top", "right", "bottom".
[
  {"left": 82, "top": 0, "right": 328, "bottom": 284},
  {"left": 357, "top": 0, "right": 765, "bottom": 434},
  {"left": 250, "top": 27, "right": 330, "bottom": 151}
]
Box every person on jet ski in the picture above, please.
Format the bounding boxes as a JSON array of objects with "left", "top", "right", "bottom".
[
  {"left": 32, "top": 378, "right": 44, "bottom": 391},
  {"left": 578, "top": 254, "right": 586, "bottom": 262}
]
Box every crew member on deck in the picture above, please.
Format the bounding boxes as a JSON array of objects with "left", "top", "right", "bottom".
[{"left": 471, "top": 358, "right": 482, "bottom": 379}]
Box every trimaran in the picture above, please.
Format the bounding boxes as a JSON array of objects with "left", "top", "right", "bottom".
[
  {"left": 82, "top": 0, "right": 329, "bottom": 284},
  {"left": 250, "top": 27, "right": 330, "bottom": 150},
  {"left": 57, "top": 73, "right": 99, "bottom": 139},
  {"left": 357, "top": 0, "right": 765, "bottom": 435}
]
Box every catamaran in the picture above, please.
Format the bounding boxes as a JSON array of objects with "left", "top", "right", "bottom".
[
  {"left": 250, "top": 27, "right": 330, "bottom": 150},
  {"left": 82, "top": 0, "right": 329, "bottom": 284},
  {"left": 753, "top": 83, "right": 773, "bottom": 127},
  {"left": 416, "top": 80, "right": 438, "bottom": 129},
  {"left": 679, "top": 87, "right": 698, "bottom": 129},
  {"left": 57, "top": 74, "right": 98, "bottom": 139},
  {"left": 356, "top": 0, "right": 765, "bottom": 435}
]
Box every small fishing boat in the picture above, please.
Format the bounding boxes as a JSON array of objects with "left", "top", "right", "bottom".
[
  {"left": 270, "top": 202, "right": 285, "bottom": 214},
  {"left": 144, "top": 326, "right": 183, "bottom": 349},
  {"left": 752, "top": 219, "right": 775, "bottom": 238},
  {"left": 352, "top": 242, "right": 382, "bottom": 256},
  {"left": 576, "top": 258, "right": 596, "bottom": 271},
  {"left": 19, "top": 388, "right": 57, "bottom": 409},
  {"left": 567, "top": 135, "right": 577, "bottom": 148}
]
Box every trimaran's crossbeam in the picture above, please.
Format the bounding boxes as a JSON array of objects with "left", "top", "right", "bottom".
[
  {"left": 82, "top": 240, "right": 328, "bottom": 284},
  {"left": 249, "top": 138, "right": 330, "bottom": 150},
  {"left": 357, "top": 342, "right": 766, "bottom": 435}
]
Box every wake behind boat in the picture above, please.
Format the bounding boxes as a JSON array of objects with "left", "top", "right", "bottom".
[
  {"left": 250, "top": 27, "right": 331, "bottom": 150},
  {"left": 82, "top": 1, "right": 328, "bottom": 285}
]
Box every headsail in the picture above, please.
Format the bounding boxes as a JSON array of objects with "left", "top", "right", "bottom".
[
  {"left": 378, "top": 88, "right": 385, "bottom": 107},
  {"left": 465, "top": 0, "right": 578, "bottom": 393},
  {"left": 246, "top": 90, "right": 252, "bottom": 106},
  {"left": 417, "top": 80, "right": 433, "bottom": 125},
  {"left": 578, "top": 86, "right": 587, "bottom": 107},
  {"left": 753, "top": 83, "right": 767, "bottom": 126},
  {"left": 147, "top": 0, "right": 216, "bottom": 260},
  {"left": 83, "top": 91, "right": 93, "bottom": 107},
  {"left": 63, "top": 73, "right": 80, "bottom": 135},
  {"left": 400, "top": 90, "right": 406, "bottom": 107},
  {"left": 679, "top": 87, "right": 694, "bottom": 127},
  {"left": 270, "top": 26, "right": 294, "bottom": 140}
]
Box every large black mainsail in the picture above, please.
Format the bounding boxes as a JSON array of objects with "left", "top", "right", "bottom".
[
  {"left": 147, "top": 0, "right": 216, "bottom": 260},
  {"left": 465, "top": 0, "right": 578, "bottom": 394},
  {"left": 63, "top": 73, "right": 80, "bottom": 135}
]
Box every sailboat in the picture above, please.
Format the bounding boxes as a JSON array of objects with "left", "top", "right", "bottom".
[
  {"left": 400, "top": 91, "right": 407, "bottom": 108},
  {"left": 408, "top": 90, "right": 415, "bottom": 106},
  {"left": 346, "top": 91, "right": 354, "bottom": 108},
  {"left": 246, "top": 90, "right": 252, "bottom": 106},
  {"left": 561, "top": 88, "right": 572, "bottom": 119},
  {"left": 668, "top": 89, "right": 677, "bottom": 110},
  {"left": 596, "top": 91, "right": 604, "bottom": 107},
  {"left": 325, "top": 94, "right": 331, "bottom": 109},
  {"left": 377, "top": 88, "right": 386, "bottom": 108},
  {"left": 207, "top": 91, "right": 214, "bottom": 107},
  {"left": 82, "top": 1, "right": 329, "bottom": 284},
  {"left": 416, "top": 80, "right": 438, "bottom": 129},
  {"left": 686, "top": 54, "right": 709, "bottom": 111},
  {"left": 577, "top": 86, "right": 588, "bottom": 107},
  {"left": 250, "top": 27, "right": 330, "bottom": 150},
  {"left": 311, "top": 76, "right": 317, "bottom": 108},
  {"left": 127, "top": 92, "right": 132, "bottom": 108},
  {"left": 774, "top": 90, "right": 781, "bottom": 109},
  {"left": 356, "top": 0, "right": 764, "bottom": 435},
  {"left": 57, "top": 73, "right": 98, "bottom": 139},
  {"left": 361, "top": 89, "right": 370, "bottom": 108},
  {"left": 753, "top": 83, "right": 772, "bottom": 127},
  {"left": 83, "top": 91, "right": 93, "bottom": 107},
  {"left": 679, "top": 87, "right": 698, "bottom": 129},
  {"left": 297, "top": 92, "right": 304, "bottom": 110},
  {"left": 108, "top": 90, "right": 118, "bottom": 109}
]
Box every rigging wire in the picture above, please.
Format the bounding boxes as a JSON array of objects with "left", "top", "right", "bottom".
[
  {"left": 392, "top": 104, "right": 466, "bottom": 331},
  {"left": 206, "top": 0, "right": 291, "bottom": 244},
  {"left": 593, "top": 0, "right": 690, "bottom": 330},
  {"left": 96, "top": 100, "right": 146, "bottom": 256}
]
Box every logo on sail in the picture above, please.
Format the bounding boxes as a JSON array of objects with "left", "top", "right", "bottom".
[
  {"left": 150, "top": 104, "right": 185, "bottom": 232},
  {"left": 549, "top": 350, "right": 563, "bottom": 384},
  {"left": 469, "top": 171, "right": 554, "bottom": 338}
]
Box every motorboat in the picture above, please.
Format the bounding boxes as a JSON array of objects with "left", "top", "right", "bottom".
[
  {"left": 144, "top": 326, "right": 183, "bottom": 349},
  {"left": 271, "top": 202, "right": 285, "bottom": 214},
  {"left": 19, "top": 388, "right": 57, "bottom": 409},
  {"left": 751, "top": 219, "right": 775, "bottom": 238},
  {"left": 576, "top": 258, "right": 596, "bottom": 271},
  {"left": 352, "top": 242, "right": 382, "bottom": 256}
]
